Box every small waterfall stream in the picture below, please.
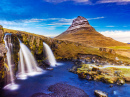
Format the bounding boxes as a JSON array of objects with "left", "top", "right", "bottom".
[
  {"left": 3, "top": 33, "right": 19, "bottom": 90},
  {"left": 43, "top": 42, "right": 57, "bottom": 67}
]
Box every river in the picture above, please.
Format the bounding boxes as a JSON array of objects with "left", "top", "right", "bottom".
[{"left": 2, "top": 61, "right": 130, "bottom": 97}]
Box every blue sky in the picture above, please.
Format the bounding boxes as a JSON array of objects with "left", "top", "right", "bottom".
[{"left": 0, "top": 0, "right": 130, "bottom": 42}]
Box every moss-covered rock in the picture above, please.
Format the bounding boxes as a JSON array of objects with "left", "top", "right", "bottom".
[
  {"left": 116, "top": 78, "right": 125, "bottom": 85},
  {"left": 0, "top": 25, "right": 4, "bottom": 43}
]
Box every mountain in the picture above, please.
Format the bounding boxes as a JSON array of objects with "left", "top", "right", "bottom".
[
  {"left": 55, "top": 16, "right": 127, "bottom": 47},
  {"left": 1, "top": 25, "right": 130, "bottom": 65}
]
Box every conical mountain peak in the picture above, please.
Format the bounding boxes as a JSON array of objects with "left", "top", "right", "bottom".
[{"left": 67, "top": 16, "right": 91, "bottom": 31}]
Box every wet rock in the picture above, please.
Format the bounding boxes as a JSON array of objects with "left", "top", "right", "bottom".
[
  {"left": 101, "top": 76, "right": 117, "bottom": 84},
  {"left": 86, "top": 74, "right": 92, "bottom": 80},
  {"left": 116, "top": 79, "right": 125, "bottom": 85},
  {"left": 32, "top": 83, "right": 89, "bottom": 97},
  {"left": 78, "top": 72, "right": 86, "bottom": 79},
  {"left": 94, "top": 90, "right": 108, "bottom": 97},
  {"left": 109, "top": 85, "right": 113, "bottom": 87},
  {"left": 69, "top": 66, "right": 77, "bottom": 73}
]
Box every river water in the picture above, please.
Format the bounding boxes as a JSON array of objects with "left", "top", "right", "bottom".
[{"left": 2, "top": 61, "right": 130, "bottom": 97}]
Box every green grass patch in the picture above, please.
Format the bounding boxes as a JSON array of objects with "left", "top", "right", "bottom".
[{"left": 108, "top": 46, "right": 130, "bottom": 50}]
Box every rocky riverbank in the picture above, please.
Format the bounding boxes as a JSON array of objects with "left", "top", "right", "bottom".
[
  {"left": 69, "top": 59, "right": 130, "bottom": 85},
  {"left": 31, "top": 83, "right": 89, "bottom": 97}
]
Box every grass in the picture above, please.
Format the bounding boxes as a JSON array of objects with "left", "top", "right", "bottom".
[
  {"left": 3, "top": 27, "right": 130, "bottom": 64},
  {"left": 55, "top": 28, "right": 128, "bottom": 47},
  {"left": 77, "top": 63, "right": 130, "bottom": 83},
  {"left": 106, "top": 67, "right": 130, "bottom": 74},
  {"left": 108, "top": 46, "right": 130, "bottom": 50}
]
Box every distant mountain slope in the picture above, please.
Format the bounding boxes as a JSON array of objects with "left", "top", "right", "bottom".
[{"left": 55, "top": 16, "right": 127, "bottom": 47}]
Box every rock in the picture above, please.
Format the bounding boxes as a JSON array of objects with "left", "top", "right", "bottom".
[
  {"left": 92, "top": 67, "right": 99, "bottom": 71},
  {"left": 102, "top": 76, "right": 117, "bottom": 84},
  {"left": 78, "top": 72, "right": 86, "bottom": 79},
  {"left": 109, "top": 85, "right": 113, "bottom": 87},
  {"left": 66, "top": 16, "right": 91, "bottom": 32},
  {"left": 99, "top": 48, "right": 115, "bottom": 54},
  {"left": 116, "top": 79, "right": 125, "bottom": 85},
  {"left": 124, "top": 77, "right": 130, "bottom": 82},
  {"left": 0, "top": 25, "right": 4, "bottom": 43},
  {"left": 69, "top": 66, "right": 77, "bottom": 73},
  {"left": 32, "top": 83, "right": 89, "bottom": 97},
  {"left": 94, "top": 90, "right": 108, "bottom": 97},
  {"left": 86, "top": 74, "right": 92, "bottom": 80}
]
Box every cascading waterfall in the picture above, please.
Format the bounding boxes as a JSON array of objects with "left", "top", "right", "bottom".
[
  {"left": 17, "top": 39, "right": 43, "bottom": 79},
  {"left": 3, "top": 34, "right": 44, "bottom": 90},
  {"left": 43, "top": 42, "right": 57, "bottom": 67},
  {"left": 3, "top": 33, "right": 19, "bottom": 90},
  {"left": 16, "top": 48, "right": 27, "bottom": 79}
]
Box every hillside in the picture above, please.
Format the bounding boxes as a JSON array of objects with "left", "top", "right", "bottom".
[
  {"left": 2, "top": 27, "right": 130, "bottom": 63},
  {"left": 2, "top": 28, "right": 101, "bottom": 60},
  {"left": 55, "top": 16, "right": 128, "bottom": 47}
]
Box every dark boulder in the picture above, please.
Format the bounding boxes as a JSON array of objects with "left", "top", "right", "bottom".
[{"left": 31, "top": 83, "right": 89, "bottom": 97}]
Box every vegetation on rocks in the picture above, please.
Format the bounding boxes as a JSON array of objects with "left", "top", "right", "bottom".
[{"left": 76, "top": 64, "right": 130, "bottom": 85}]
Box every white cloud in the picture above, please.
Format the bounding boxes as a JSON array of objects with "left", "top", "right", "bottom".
[
  {"left": 100, "top": 30, "right": 130, "bottom": 43},
  {"left": 21, "top": 19, "right": 45, "bottom": 23},
  {"left": 0, "top": 20, "right": 21, "bottom": 25},
  {"left": 44, "top": 34, "right": 57, "bottom": 38},
  {"left": 44, "top": 0, "right": 130, "bottom": 4},
  {"left": 48, "top": 22, "right": 72, "bottom": 26},
  {"left": 97, "top": 0, "right": 130, "bottom": 4},
  {"left": 0, "top": 16, "right": 105, "bottom": 36},
  {"left": 44, "top": 0, "right": 89, "bottom": 3},
  {"left": 88, "top": 16, "right": 105, "bottom": 20},
  {"left": 0, "top": 16, "right": 104, "bottom": 27},
  {"left": 47, "top": 16, "right": 104, "bottom": 26}
]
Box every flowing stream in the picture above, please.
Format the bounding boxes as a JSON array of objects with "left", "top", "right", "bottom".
[{"left": 2, "top": 61, "right": 130, "bottom": 97}]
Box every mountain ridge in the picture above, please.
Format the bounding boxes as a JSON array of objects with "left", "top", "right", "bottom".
[{"left": 55, "top": 16, "right": 128, "bottom": 47}]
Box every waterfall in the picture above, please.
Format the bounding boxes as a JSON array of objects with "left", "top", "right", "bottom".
[
  {"left": 43, "top": 42, "right": 57, "bottom": 67},
  {"left": 3, "top": 34, "right": 43, "bottom": 90},
  {"left": 17, "top": 39, "right": 43, "bottom": 79},
  {"left": 3, "top": 33, "right": 19, "bottom": 90},
  {"left": 16, "top": 48, "right": 27, "bottom": 79}
]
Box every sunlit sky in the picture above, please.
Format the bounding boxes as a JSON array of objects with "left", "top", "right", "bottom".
[{"left": 0, "top": 0, "right": 130, "bottom": 43}]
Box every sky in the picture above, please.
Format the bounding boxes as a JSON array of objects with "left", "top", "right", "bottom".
[{"left": 0, "top": 0, "right": 130, "bottom": 43}]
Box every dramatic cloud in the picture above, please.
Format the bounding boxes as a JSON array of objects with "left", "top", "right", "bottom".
[{"left": 100, "top": 30, "right": 130, "bottom": 43}]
